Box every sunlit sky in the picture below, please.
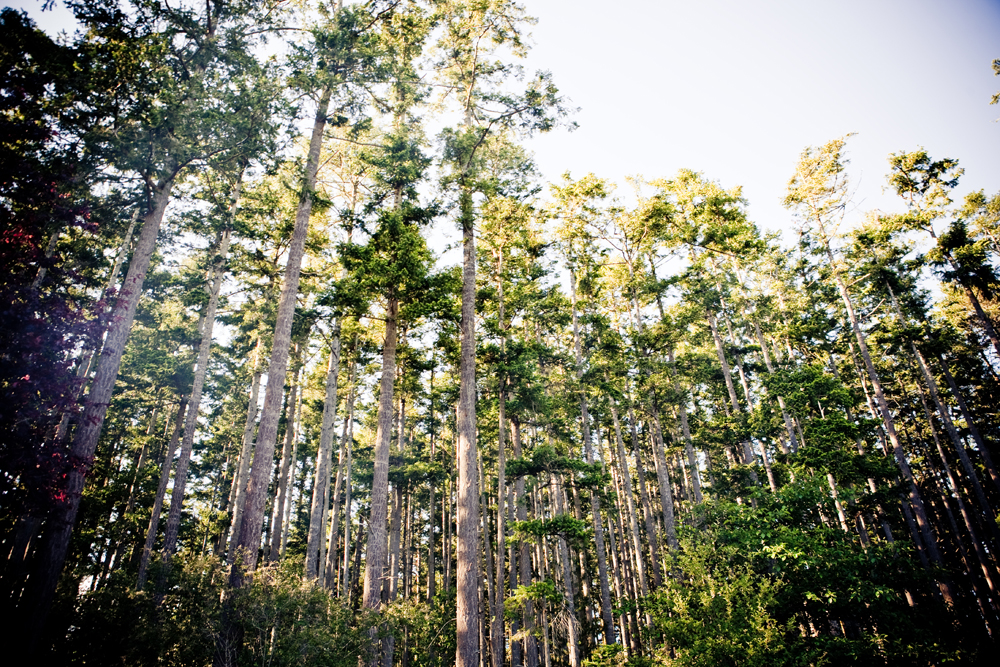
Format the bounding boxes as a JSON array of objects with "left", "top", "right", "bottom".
[
  {"left": 519, "top": 0, "right": 1000, "bottom": 240},
  {"left": 13, "top": 0, "right": 1000, "bottom": 244}
]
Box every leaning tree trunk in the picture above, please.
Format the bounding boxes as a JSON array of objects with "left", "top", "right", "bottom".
[
  {"left": 138, "top": 396, "right": 188, "bottom": 590},
  {"left": 23, "top": 171, "right": 178, "bottom": 647},
  {"left": 229, "top": 86, "right": 332, "bottom": 582},
  {"left": 825, "top": 244, "right": 954, "bottom": 604},
  {"left": 163, "top": 224, "right": 233, "bottom": 562},
  {"left": 306, "top": 325, "right": 342, "bottom": 579}
]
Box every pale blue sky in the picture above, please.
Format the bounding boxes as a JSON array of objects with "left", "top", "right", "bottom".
[{"left": 519, "top": 0, "right": 1000, "bottom": 240}]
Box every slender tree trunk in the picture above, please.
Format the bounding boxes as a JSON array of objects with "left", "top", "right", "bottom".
[
  {"left": 341, "top": 418, "right": 354, "bottom": 598},
  {"left": 306, "top": 325, "right": 342, "bottom": 579},
  {"left": 647, "top": 412, "right": 680, "bottom": 552},
  {"left": 825, "top": 245, "right": 954, "bottom": 604},
  {"left": 53, "top": 209, "right": 139, "bottom": 443},
  {"left": 227, "top": 339, "right": 263, "bottom": 562},
  {"left": 327, "top": 359, "right": 357, "bottom": 588},
  {"left": 163, "top": 226, "right": 232, "bottom": 562},
  {"left": 137, "top": 397, "right": 187, "bottom": 590},
  {"left": 427, "top": 368, "right": 438, "bottom": 604},
  {"left": 269, "top": 364, "right": 301, "bottom": 561},
  {"left": 707, "top": 309, "right": 757, "bottom": 471},
  {"left": 568, "top": 273, "right": 614, "bottom": 642},
  {"left": 552, "top": 476, "right": 580, "bottom": 667},
  {"left": 626, "top": 405, "right": 661, "bottom": 588},
  {"left": 456, "top": 188, "right": 481, "bottom": 667},
  {"left": 363, "top": 294, "right": 399, "bottom": 664},
  {"left": 916, "top": 386, "right": 998, "bottom": 603},
  {"left": 608, "top": 399, "right": 649, "bottom": 600},
  {"left": 751, "top": 318, "right": 799, "bottom": 452},
  {"left": 25, "top": 174, "right": 178, "bottom": 646},
  {"left": 936, "top": 354, "right": 1000, "bottom": 494},
  {"left": 229, "top": 87, "right": 332, "bottom": 591},
  {"left": 514, "top": 419, "right": 538, "bottom": 667}
]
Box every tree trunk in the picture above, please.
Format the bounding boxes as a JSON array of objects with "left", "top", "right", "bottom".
[
  {"left": 24, "top": 173, "right": 178, "bottom": 646},
  {"left": 229, "top": 87, "right": 332, "bottom": 588},
  {"left": 306, "top": 325, "right": 342, "bottom": 579},
  {"left": 227, "top": 339, "right": 263, "bottom": 563},
  {"left": 137, "top": 396, "right": 188, "bottom": 590},
  {"left": 626, "top": 405, "right": 661, "bottom": 588},
  {"left": 825, "top": 245, "right": 954, "bottom": 604},
  {"left": 340, "top": 418, "right": 354, "bottom": 598},
  {"left": 269, "top": 364, "right": 301, "bottom": 562},
  {"left": 936, "top": 354, "right": 1000, "bottom": 495},
  {"left": 553, "top": 476, "right": 580, "bottom": 667},
  {"left": 363, "top": 295, "right": 399, "bottom": 663},
  {"left": 456, "top": 188, "right": 481, "bottom": 667},
  {"left": 163, "top": 225, "right": 232, "bottom": 561},
  {"left": 514, "top": 419, "right": 538, "bottom": 667},
  {"left": 326, "top": 356, "right": 357, "bottom": 588},
  {"left": 608, "top": 399, "right": 649, "bottom": 600}
]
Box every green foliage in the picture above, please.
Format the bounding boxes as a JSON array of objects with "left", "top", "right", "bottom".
[
  {"left": 583, "top": 643, "right": 628, "bottom": 667},
  {"left": 505, "top": 579, "right": 564, "bottom": 620},
  {"left": 648, "top": 500, "right": 985, "bottom": 666},
  {"left": 55, "top": 557, "right": 374, "bottom": 666},
  {"left": 508, "top": 513, "right": 591, "bottom": 548}
]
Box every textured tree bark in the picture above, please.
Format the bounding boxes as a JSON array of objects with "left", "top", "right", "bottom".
[
  {"left": 268, "top": 365, "right": 300, "bottom": 561},
  {"left": 327, "top": 360, "right": 357, "bottom": 589},
  {"left": 227, "top": 340, "right": 263, "bottom": 563},
  {"left": 306, "top": 326, "right": 341, "bottom": 579},
  {"left": 24, "top": 174, "right": 177, "bottom": 645},
  {"left": 455, "top": 189, "right": 481, "bottom": 667},
  {"left": 138, "top": 396, "right": 188, "bottom": 590},
  {"left": 229, "top": 87, "right": 331, "bottom": 585},
  {"left": 513, "top": 419, "right": 538, "bottom": 667},
  {"left": 363, "top": 296, "right": 399, "bottom": 664},
  {"left": 163, "top": 226, "right": 232, "bottom": 561}
]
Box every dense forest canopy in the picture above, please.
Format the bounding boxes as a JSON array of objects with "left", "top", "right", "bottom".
[{"left": 2, "top": 1, "right": 999, "bottom": 665}]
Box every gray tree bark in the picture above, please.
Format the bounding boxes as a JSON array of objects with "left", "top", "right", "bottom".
[
  {"left": 456, "top": 188, "right": 481, "bottom": 667},
  {"left": 163, "top": 225, "right": 233, "bottom": 560},
  {"left": 26, "top": 174, "right": 178, "bottom": 643},
  {"left": 230, "top": 87, "right": 331, "bottom": 581},
  {"left": 306, "top": 324, "right": 342, "bottom": 579},
  {"left": 138, "top": 396, "right": 187, "bottom": 589}
]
